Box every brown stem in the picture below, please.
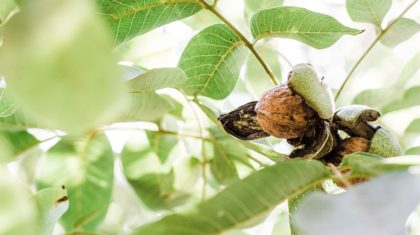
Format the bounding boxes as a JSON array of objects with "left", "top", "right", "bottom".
[
  {"left": 198, "top": 0, "right": 279, "bottom": 85},
  {"left": 335, "top": 0, "right": 419, "bottom": 101}
]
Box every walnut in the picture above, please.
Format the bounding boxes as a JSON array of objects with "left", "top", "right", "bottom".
[
  {"left": 255, "top": 84, "right": 318, "bottom": 139},
  {"left": 337, "top": 137, "right": 370, "bottom": 156}
]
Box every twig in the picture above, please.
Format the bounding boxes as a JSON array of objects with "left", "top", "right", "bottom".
[
  {"left": 103, "top": 126, "right": 207, "bottom": 140},
  {"left": 335, "top": 0, "right": 419, "bottom": 101},
  {"left": 328, "top": 163, "right": 352, "bottom": 188},
  {"left": 198, "top": 0, "right": 279, "bottom": 85},
  {"left": 180, "top": 92, "right": 208, "bottom": 202}
]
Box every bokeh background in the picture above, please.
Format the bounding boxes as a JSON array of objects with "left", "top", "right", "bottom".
[{"left": 1, "top": 0, "right": 420, "bottom": 234}]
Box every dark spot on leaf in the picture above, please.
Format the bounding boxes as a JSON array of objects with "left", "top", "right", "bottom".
[{"left": 55, "top": 196, "right": 68, "bottom": 207}]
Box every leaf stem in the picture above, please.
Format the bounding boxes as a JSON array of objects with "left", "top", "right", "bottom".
[
  {"left": 103, "top": 126, "right": 207, "bottom": 140},
  {"left": 328, "top": 163, "right": 351, "bottom": 188},
  {"left": 199, "top": 0, "right": 279, "bottom": 85},
  {"left": 182, "top": 93, "right": 208, "bottom": 202},
  {"left": 334, "top": 0, "right": 419, "bottom": 101}
]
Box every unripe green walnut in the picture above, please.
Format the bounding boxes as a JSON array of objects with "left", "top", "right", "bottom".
[
  {"left": 255, "top": 64, "right": 334, "bottom": 139},
  {"left": 333, "top": 105, "right": 402, "bottom": 157}
]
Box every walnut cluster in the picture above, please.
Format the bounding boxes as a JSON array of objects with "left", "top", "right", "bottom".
[{"left": 219, "top": 64, "right": 400, "bottom": 168}]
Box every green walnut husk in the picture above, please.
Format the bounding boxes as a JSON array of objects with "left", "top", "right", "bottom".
[
  {"left": 288, "top": 64, "right": 335, "bottom": 120},
  {"left": 369, "top": 127, "right": 402, "bottom": 157},
  {"left": 333, "top": 105, "right": 380, "bottom": 139}
]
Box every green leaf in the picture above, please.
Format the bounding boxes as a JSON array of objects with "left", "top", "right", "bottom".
[
  {"left": 96, "top": 0, "right": 202, "bottom": 44},
  {"left": 146, "top": 131, "right": 178, "bottom": 163},
  {"left": 381, "top": 18, "right": 420, "bottom": 47},
  {"left": 0, "top": 166, "right": 39, "bottom": 235},
  {"left": 244, "top": 0, "right": 283, "bottom": 20},
  {"left": 339, "top": 153, "right": 417, "bottom": 178},
  {"left": 210, "top": 144, "right": 240, "bottom": 185},
  {"left": 209, "top": 128, "right": 250, "bottom": 184},
  {"left": 240, "top": 140, "right": 286, "bottom": 162},
  {"left": 353, "top": 52, "right": 420, "bottom": 109},
  {"left": 346, "top": 0, "right": 392, "bottom": 26},
  {"left": 123, "top": 92, "right": 174, "bottom": 122},
  {"left": 382, "top": 86, "right": 420, "bottom": 113},
  {"left": 405, "top": 147, "right": 420, "bottom": 155},
  {"left": 127, "top": 68, "right": 187, "bottom": 92},
  {"left": 0, "top": 0, "right": 125, "bottom": 133},
  {"left": 35, "top": 186, "right": 69, "bottom": 235},
  {"left": 0, "top": 0, "right": 18, "bottom": 25},
  {"left": 250, "top": 7, "right": 361, "bottom": 49},
  {"left": 121, "top": 135, "right": 189, "bottom": 210},
  {"left": 128, "top": 171, "right": 190, "bottom": 210},
  {"left": 132, "top": 160, "right": 329, "bottom": 235},
  {"left": 288, "top": 186, "right": 323, "bottom": 235},
  {"left": 294, "top": 172, "right": 420, "bottom": 235},
  {"left": 0, "top": 129, "right": 39, "bottom": 163},
  {"left": 406, "top": 119, "right": 420, "bottom": 133},
  {"left": 36, "top": 134, "right": 114, "bottom": 232},
  {"left": 120, "top": 68, "right": 186, "bottom": 122},
  {"left": 179, "top": 24, "right": 247, "bottom": 99}
]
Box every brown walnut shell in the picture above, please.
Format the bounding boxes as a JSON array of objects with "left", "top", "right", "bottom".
[
  {"left": 255, "top": 84, "right": 317, "bottom": 139},
  {"left": 337, "top": 137, "right": 370, "bottom": 156}
]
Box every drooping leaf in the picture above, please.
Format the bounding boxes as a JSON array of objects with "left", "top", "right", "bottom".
[
  {"left": 179, "top": 24, "right": 247, "bottom": 99},
  {"left": 250, "top": 7, "right": 361, "bottom": 49},
  {"left": 35, "top": 186, "right": 69, "bottom": 235},
  {"left": 126, "top": 68, "right": 187, "bottom": 92},
  {"left": 244, "top": 0, "right": 283, "bottom": 20},
  {"left": 346, "top": 0, "right": 392, "bottom": 26},
  {"left": 353, "top": 52, "right": 420, "bottom": 109},
  {"left": 36, "top": 134, "right": 114, "bottom": 232},
  {"left": 132, "top": 160, "right": 329, "bottom": 235},
  {"left": 382, "top": 86, "right": 420, "bottom": 113},
  {"left": 0, "top": 166, "right": 39, "bottom": 235},
  {"left": 294, "top": 172, "right": 420, "bottom": 235},
  {"left": 96, "top": 0, "right": 202, "bottom": 44},
  {"left": 0, "top": 0, "right": 125, "bottom": 133},
  {"left": 381, "top": 18, "right": 420, "bottom": 47},
  {"left": 128, "top": 171, "right": 190, "bottom": 210}
]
